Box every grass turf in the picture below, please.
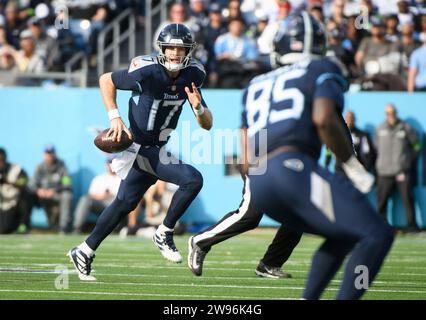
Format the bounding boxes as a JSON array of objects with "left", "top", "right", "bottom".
[{"left": 0, "top": 230, "right": 426, "bottom": 300}]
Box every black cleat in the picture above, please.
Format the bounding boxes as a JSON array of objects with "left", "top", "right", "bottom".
[{"left": 255, "top": 262, "right": 292, "bottom": 279}]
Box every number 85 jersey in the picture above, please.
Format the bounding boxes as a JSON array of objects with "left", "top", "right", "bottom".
[{"left": 241, "top": 57, "right": 348, "bottom": 161}]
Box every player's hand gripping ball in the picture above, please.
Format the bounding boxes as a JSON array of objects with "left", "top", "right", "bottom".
[{"left": 94, "top": 129, "right": 133, "bottom": 153}]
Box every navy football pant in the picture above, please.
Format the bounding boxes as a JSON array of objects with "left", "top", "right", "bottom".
[
  {"left": 249, "top": 151, "right": 394, "bottom": 300},
  {"left": 86, "top": 146, "right": 203, "bottom": 250},
  {"left": 193, "top": 174, "right": 302, "bottom": 268}
]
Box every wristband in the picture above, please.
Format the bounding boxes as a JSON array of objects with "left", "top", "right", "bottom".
[
  {"left": 194, "top": 105, "right": 205, "bottom": 116},
  {"left": 108, "top": 108, "right": 121, "bottom": 121}
]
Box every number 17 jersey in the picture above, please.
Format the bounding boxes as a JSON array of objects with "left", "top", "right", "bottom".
[
  {"left": 111, "top": 55, "right": 207, "bottom": 147},
  {"left": 241, "top": 57, "right": 347, "bottom": 161}
]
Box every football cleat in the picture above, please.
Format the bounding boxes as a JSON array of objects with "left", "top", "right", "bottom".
[
  {"left": 153, "top": 228, "right": 182, "bottom": 263},
  {"left": 255, "top": 262, "right": 292, "bottom": 279},
  {"left": 67, "top": 247, "right": 97, "bottom": 281},
  {"left": 187, "top": 236, "right": 207, "bottom": 276}
]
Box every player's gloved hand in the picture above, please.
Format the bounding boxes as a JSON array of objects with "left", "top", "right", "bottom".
[
  {"left": 342, "top": 155, "right": 375, "bottom": 194},
  {"left": 108, "top": 117, "right": 133, "bottom": 143}
]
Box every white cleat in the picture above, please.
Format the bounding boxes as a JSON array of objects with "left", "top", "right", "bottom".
[
  {"left": 152, "top": 227, "right": 182, "bottom": 263},
  {"left": 67, "top": 247, "right": 97, "bottom": 281}
]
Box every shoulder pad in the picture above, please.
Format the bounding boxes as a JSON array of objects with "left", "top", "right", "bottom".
[
  {"left": 189, "top": 58, "right": 206, "bottom": 75},
  {"left": 128, "top": 55, "right": 157, "bottom": 73}
]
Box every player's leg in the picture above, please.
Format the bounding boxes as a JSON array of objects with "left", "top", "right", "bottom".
[
  {"left": 85, "top": 167, "right": 157, "bottom": 250},
  {"left": 250, "top": 152, "right": 394, "bottom": 300},
  {"left": 188, "top": 177, "right": 262, "bottom": 275},
  {"left": 68, "top": 166, "right": 157, "bottom": 280},
  {"left": 306, "top": 170, "right": 394, "bottom": 300},
  {"left": 155, "top": 158, "right": 203, "bottom": 229},
  {"left": 192, "top": 176, "right": 261, "bottom": 251},
  {"left": 141, "top": 147, "right": 203, "bottom": 262},
  {"left": 256, "top": 226, "right": 302, "bottom": 279}
]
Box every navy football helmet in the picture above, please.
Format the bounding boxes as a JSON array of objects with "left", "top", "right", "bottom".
[
  {"left": 272, "top": 11, "right": 327, "bottom": 66},
  {"left": 157, "top": 23, "right": 197, "bottom": 72}
]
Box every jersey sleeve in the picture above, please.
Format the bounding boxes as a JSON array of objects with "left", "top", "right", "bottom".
[
  {"left": 111, "top": 56, "right": 154, "bottom": 91},
  {"left": 240, "top": 87, "right": 249, "bottom": 129},
  {"left": 313, "top": 59, "right": 348, "bottom": 112},
  {"left": 190, "top": 63, "right": 208, "bottom": 109}
]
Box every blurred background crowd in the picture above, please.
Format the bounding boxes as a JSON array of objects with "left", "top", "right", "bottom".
[{"left": 0, "top": 0, "right": 426, "bottom": 90}]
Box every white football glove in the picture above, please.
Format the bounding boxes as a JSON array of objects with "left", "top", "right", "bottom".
[{"left": 341, "top": 155, "right": 375, "bottom": 194}]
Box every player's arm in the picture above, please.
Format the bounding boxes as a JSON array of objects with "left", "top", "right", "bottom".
[
  {"left": 313, "top": 68, "right": 374, "bottom": 193},
  {"left": 313, "top": 98, "right": 353, "bottom": 162},
  {"left": 313, "top": 99, "right": 374, "bottom": 193},
  {"left": 99, "top": 72, "right": 133, "bottom": 142},
  {"left": 185, "top": 82, "right": 213, "bottom": 130}
]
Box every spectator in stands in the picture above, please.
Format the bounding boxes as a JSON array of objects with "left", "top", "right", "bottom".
[
  {"left": 3, "top": 1, "right": 24, "bottom": 48},
  {"left": 0, "top": 46, "right": 15, "bottom": 71},
  {"left": 0, "top": 15, "right": 7, "bottom": 48},
  {"left": 26, "top": 17, "right": 59, "bottom": 71},
  {"left": 0, "top": 147, "right": 32, "bottom": 234},
  {"left": 72, "top": 156, "right": 121, "bottom": 234},
  {"left": 30, "top": 145, "right": 72, "bottom": 234},
  {"left": 53, "top": 0, "right": 109, "bottom": 62},
  {"left": 0, "top": 19, "right": 17, "bottom": 81},
  {"left": 328, "top": 0, "right": 347, "bottom": 33},
  {"left": 326, "top": 19, "right": 356, "bottom": 76},
  {"left": 224, "top": 0, "right": 244, "bottom": 24},
  {"left": 203, "top": 3, "right": 227, "bottom": 87},
  {"left": 343, "top": 14, "right": 368, "bottom": 57},
  {"left": 374, "top": 104, "right": 421, "bottom": 232},
  {"left": 214, "top": 16, "right": 260, "bottom": 88},
  {"left": 189, "top": 0, "right": 209, "bottom": 27},
  {"left": 397, "top": 0, "right": 416, "bottom": 26},
  {"left": 325, "top": 111, "right": 376, "bottom": 177},
  {"left": 408, "top": 32, "right": 426, "bottom": 91},
  {"left": 385, "top": 14, "right": 400, "bottom": 43},
  {"left": 355, "top": 16, "right": 402, "bottom": 85},
  {"left": 399, "top": 21, "right": 421, "bottom": 59},
  {"left": 257, "top": 0, "right": 291, "bottom": 56},
  {"left": 309, "top": 3, "right": 325, "bottom": 23},
  {"left": 4, "top": 29, "right": 46, "bottom": 74}
]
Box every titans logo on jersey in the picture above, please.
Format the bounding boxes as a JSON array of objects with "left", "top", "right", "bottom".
[
  {"left": 111, "top": 55, "right": 207, "bottom": 146},
  {"left": 242, "top": 57, "right": 348, "bottom": 160}
]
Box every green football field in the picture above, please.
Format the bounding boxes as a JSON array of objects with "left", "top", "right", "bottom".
[{"left": 0, "top": 230, "right": 426, "bottom": 300}]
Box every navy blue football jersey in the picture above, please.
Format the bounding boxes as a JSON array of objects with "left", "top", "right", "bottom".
[
  {"left": 112, "top": 55, "right": 207, "bottom": 146},
  {"left": 241, "top": 57, "right": 348, "bottom": 160}
]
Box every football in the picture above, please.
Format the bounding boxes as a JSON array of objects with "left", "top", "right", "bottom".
[{"left": 94, "top": 129, "right": 133, "bottom": 153}]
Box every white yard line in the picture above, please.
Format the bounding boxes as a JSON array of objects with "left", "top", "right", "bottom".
[{"left": 0, "top": 289, "right": 296, "bottom": 300}]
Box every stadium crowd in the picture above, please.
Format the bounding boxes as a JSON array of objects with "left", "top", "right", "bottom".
[{"left": 0, "top": 0, "right": 426, "bottom": 89}]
